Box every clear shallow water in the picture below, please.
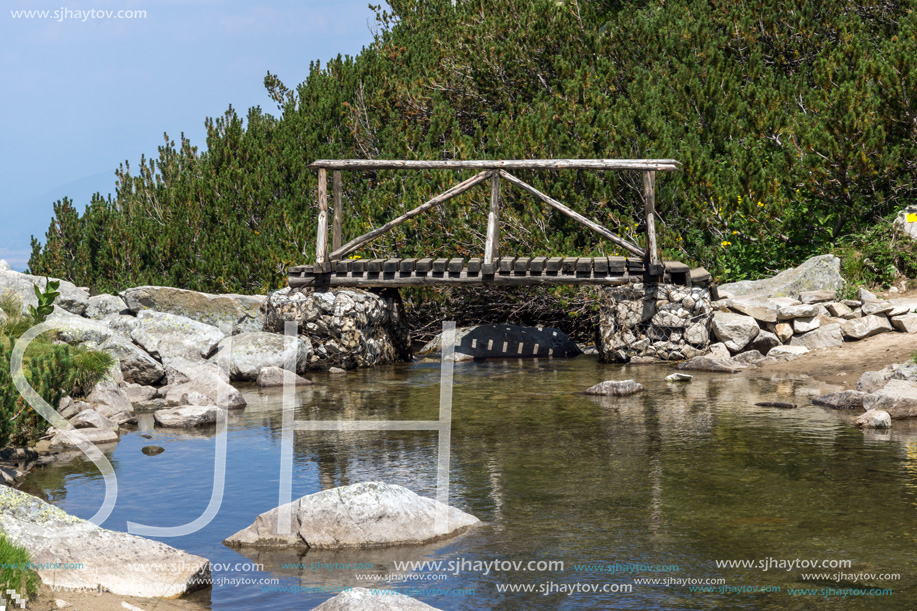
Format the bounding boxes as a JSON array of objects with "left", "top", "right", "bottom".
[{"left": 19, "top": 357, "right": 917, "bottom": 610}]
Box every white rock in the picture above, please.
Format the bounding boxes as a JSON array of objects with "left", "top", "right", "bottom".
[
  {"left": 769, "top": 345, "right": 810, "bottom": 357},
  {"left": 793, "top": 315, "right": 821, "bottom": 333},
  {"left": 799, "top": 290, "right": 836, "bottom": 304},
  {"left": 312, "top": 588, "right": 443, "bottom": 610},
  {"left": 841, "top": 315, "right": 894, "bottom": 340},
  {"left": 728, "top": 298, "right": 779, "bottom": 323},
  {"left": 210, "top": 332, "right": 313, "bottom": 381},
  {"left": 0, "top": 268, "right": 89, "bottom": 316},
  {"left": 154, "top": 405, "right": 223, "bottom": 428},
  {"left": 790, "top": 323, "right": 843, "bottom": 351},
  {"left": 777, "top": 304, "right": 818, "bottom": 320},
  {"left": 891, "top": 313, "right": 917, "bottom": 334},
  {"left": 706, "top": 342, "right": 731, "bottom": 359},
  {"left": 69, "top": 408, "right": 117, "bottom": 431},
  {"left": 0, "top": 486, "right": 210, "bottom": 598},
  {"left": 856, "top": 409, "right": 892, "bottom": 429},
  {"left": 711, "top": 311, "right": 760, "bottom": 353},
  {"left": 84, "top": 294, "right": 129, "bottom": 319},
  {"left": 49, "top": 427, "right": 119, "bottom": 448},
  {"left": 826, "top": 302, "right": 852, "bottom": 318},
  {"left": 665, "top": 373, "right": 693, "bottom": 382},
  {"left": 130, "top": 310, "right": 225, "bottom": 360},
  {"left": 86, "top": 380, "right": 133, "bottom": 418},
  {"left": 861, "top": 301, "right": 894, "bottom": 316},
  {"left": 857, "top": 287, "right": 878, "bottom": 301},
  {"left": 863, "top": 379, "right": 917, "bottom": 419},
  {"left": 123, "top": 383, "right": 159, "bottom": 405},
  {"left": 224, "top": 481, "right": 480, "bottom": 549}
]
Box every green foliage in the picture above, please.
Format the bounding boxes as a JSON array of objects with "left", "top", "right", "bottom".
[
  {"left": 27, "top": 0, "right": 917, "bottom": 290},
  {"left": 0, "top": 533, "right": 39, "bottom": 597},
  {"left": 26, "top": 279, "right": 60, "bottom": 324},
  {"left": 837, "top": 221, "right": 917, "bottom": 289},
  {"left": 0, "top": 299, "right": 115, "bottom": 448}
]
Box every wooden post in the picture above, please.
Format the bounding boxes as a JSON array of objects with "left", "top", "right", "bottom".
[
  {"left": 643, "top": 170, "right": 662, "bottom": 277},
  {"left": 331, "top": 170, "right": 343, "bottom": 258},
  {"left": 484, "top": 171, "right": 500, "bottom": 271},
  {"left": 316, "top": 168, "right": 329, "bottom": 265}
]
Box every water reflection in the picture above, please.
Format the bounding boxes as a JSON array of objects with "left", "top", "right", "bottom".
[{"left": 17, "top": 358, "right": 917, "bottom": 609}]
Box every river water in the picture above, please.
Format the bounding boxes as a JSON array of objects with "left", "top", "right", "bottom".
[{"left": 19, "top": 357, "right": 917, "bottom": 610}]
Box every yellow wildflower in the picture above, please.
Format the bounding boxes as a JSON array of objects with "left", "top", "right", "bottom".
[{"left": 721, "top": 241, "right": 731, "bottom": 247}]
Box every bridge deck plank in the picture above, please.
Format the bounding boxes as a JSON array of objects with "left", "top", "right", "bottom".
[{"left": 288, "top": 259, "right": 702, "bottom": 288}]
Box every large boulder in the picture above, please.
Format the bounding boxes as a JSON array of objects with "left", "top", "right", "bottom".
[
  {"left": 841, "top": 315, "right": 894, "bottom": 340},
  {"left": 86, "top": 380, "right": 134, "bottom": 421},
  {"left": 420, "top": 324, "right": 580, "bottom": 361},
  {"left": 163, "top": 377, "right": 246, "bottom": 410},
  {"left": 789, "top": 323, "right": 844, "bottom": 351},
  {"left": 224, "top": 481, "right": 480, "bottom": 549},
  {"left": 211, "top": 332, "right": 313, "bottom": 380},
  {"left": 0, "top": 486, "right": 210, "bottom": 598},
  {"left": 312, "top": 588, "right": 443, "bottom": 610},
  {"left": 863, "top": 379, "right": 917, "bottom": 419},
  {"left": 711, "top": 311, "right": 760, "bottom": 352},
  {"left": 0, "top": 268, "right": 89, "bottom": 316},
  {"left": 121, "top": 286, "right": 266, "bottom": 335},
  {"left": 719, "top": 254, "right": 845, "bottom": 300},
  {"left": 263, "top": 288, "right": 411, "bottom": 370},
  {"left": 130, "top": 310, "right": 225, "bottom": 360}
]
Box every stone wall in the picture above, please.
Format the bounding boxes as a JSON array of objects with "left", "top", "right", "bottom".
[
  {"left": 263, "top": 287, "right": 411, "bottom": 370},
  {"left": 597, "top": 283, "right": 713, "bottom": 362}
]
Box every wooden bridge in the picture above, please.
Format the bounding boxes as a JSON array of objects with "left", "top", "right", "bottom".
[{"left": 288, "top": 159, "right": 711, "bottom": 289}]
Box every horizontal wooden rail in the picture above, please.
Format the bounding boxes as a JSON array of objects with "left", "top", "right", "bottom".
[{"left": 310, "top": 159, "right": 682, "bottom": 171}]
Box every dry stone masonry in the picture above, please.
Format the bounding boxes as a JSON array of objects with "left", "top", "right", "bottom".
[{"left": 597, "top": 283, "right": 714, "bottom": 362}]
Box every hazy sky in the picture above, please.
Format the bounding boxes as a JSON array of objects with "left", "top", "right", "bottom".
[{"left": 0, "top": 0, "right": 377, "bottom": 270}]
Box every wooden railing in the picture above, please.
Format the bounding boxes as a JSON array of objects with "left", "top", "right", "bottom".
[{"left": 309, "top": 159, "right": 681, "bottom": 277}]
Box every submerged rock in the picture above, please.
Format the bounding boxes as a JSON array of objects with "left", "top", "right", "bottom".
[
  {"left": 142, "top": 446, "right": 165, "bottom": 456},
  {"left": 583, "top": 380, "right": 644, "bottom": 396},
  {"left": 812, "top": 391, "right": 865, "bottom": 410},
  {"left": 224, "top": 481, "right": 480, "bottom": 549},
  {"left": 256, "top": 366, "right": 313, "bottom": 387},
  {"left": 677, "top": 356, "right": 746, "bottom": 373},
  {"left": 755, "top": 401, "right": 797, "bottom": 409},
  {"left": 0, "top": 486, "right": 210, "bottom": 598}
]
